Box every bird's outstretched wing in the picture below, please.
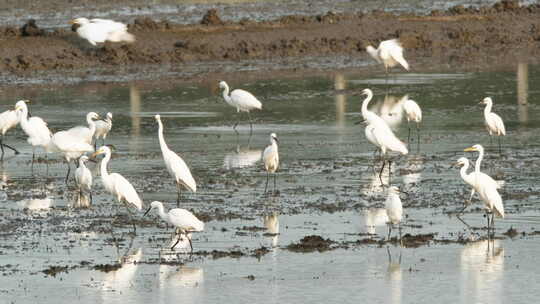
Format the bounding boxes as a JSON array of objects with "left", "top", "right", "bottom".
[{"left": 380, "top": 39, "right": 409, "bottom": 70}]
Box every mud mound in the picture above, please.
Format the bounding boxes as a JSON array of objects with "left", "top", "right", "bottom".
[
  {"left": 201, "top": 9, "right": 224, "bottom": 26},
  {"left": 286, "top": 235, "right": 336, "bottom": 253},
  {"left": 21, "top": 19, "right": 43, "bottom": 37}
]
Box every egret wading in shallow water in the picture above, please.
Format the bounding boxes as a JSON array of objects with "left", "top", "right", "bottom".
[
  {"left": 480, "top": 97, "right": 506, "bottom": 154},
  {"left": 385, "top": 186, "right": 403, "bottom": 240},
  {"left": 70, "top": 18, "right": 135, "bottom": 46},
  {"left": 361, "top": 89, "right": 408, "bottom": 185},
  {"left": 74, "top": 155, "right": 93, "bottom": 208},
  {"left": 366, "top": 39, "right": 409, "bottom": 77},
  {"left": 15, "top": 100, "right": 52, "bottom": 162},
  {"left": 219, "top": 81, "right": 262, "bottom": 134},
  {"left": 263, "top": 133, "right": 279, "bottom": 194},
  {"left": 463, "top": 145, "right": 504, "bottom": 232},
  {"left": 402, "top": 97, "right": 422, "bottom": 145},
  {"left": 92, "top": 146, "right": 142, "bottom": 232},
  {"left": 144, "top": 201, "right": 204, "bottom": 252},
  {"left": 155, "top": 115, "right": 196, "bottom": 206},
  {"left": 94, "top": 112, "right": 113, "bottom": 148},
  {"left": 0, "top": 107, "right": 21, "bottom": 159}
]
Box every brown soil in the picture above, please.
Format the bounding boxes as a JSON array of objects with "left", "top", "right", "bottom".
[
  {"left": 0, "top": 1, "right": 539, "bottom": 83},
  {"left": 286, "top": 235, "right": 336, "bottom": 253}
]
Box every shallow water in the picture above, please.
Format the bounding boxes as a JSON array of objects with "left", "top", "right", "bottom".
[{"left": 1, "top": 63, "right": 540, "bottom": 303}]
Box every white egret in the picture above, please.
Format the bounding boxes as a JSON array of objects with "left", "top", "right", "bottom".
[
  {"left": 94, "top": 112, "right": 113, "bottom": 148},
  {"left": 14, "top": 100, "right": 52, "bottom": 161},
  {"left": 480, "top": 97, "right": 506, "bottom": 153},
  {"left": 67, "top": 112, "right": 100, "bottom": 145},
  {"left": 0, "top": 107, "right": 21, "bottom": 158},
  {"left": 361, "top": 89, "right": 408, "bottom": 185},
  {"left": 92, "top": 146, "right": 142, "bottom": 232},
  {"left": 219, "top": 81, "right": 262, "bottom": 133},
  {"left": 70, "top": 18, "right": 135, "bottom": 46},
  {"left": 143, "top": 201, "right": 204, "bottom": 252},
  {"left": 385, "top": 186, "right": 403, "bottom": 240},
  {"left": 49, "top": 128, "right": 94, "bottom": 183},
  {"left": 74, "top": 155, "right": 92, "bottom": 208},
  {"left": 263, "top": 133, "right": 279, "bottom": 194},
  {"left": 366, "top": 39, "right": 409, "bottom": 75},
  {"left": 402, "top": 97, "right": 422, "bottom": 144},
  {"left": 155, "top": 115, "right": 196, "bottom": 206}
]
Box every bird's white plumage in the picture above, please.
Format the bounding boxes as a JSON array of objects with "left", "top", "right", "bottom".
[
  {"left": 403, "top": 98, "right": 422, "bottom": 123},
  {"left": 366, "top": 39, "right": 409, "bottom": 71},
  {"left": 219, "top": 81, "right": 262, "bottom": 112},
  {"left": 65, "top": 112, "right": 100, "bottom": 145},
  {"left": 15, "top": 100, "right": 52, "bottom": 150},
  {"left": 147, "top": 201, "right": 204, "bottom": 232},
  {"left": 71, "top": 18, "right": 135, "bottom": 46},
  {"left": 93, "top": 146, "right": 142, "bottom": 211},
  {"left": 49, "top": 130, "right": 94, "bottom": 161},
  {"left": 385, "top": 186, "right": 403, "bottom": 225},
  {"left": 263, "top": 133, "right": 279, "bottom": 173},
  {"left": 0, "top": 109, "right": 20, "bottom": 135},
  {"left": 481, "top": 97, "right": 505, "bottom": 136},
  {"left": 155, "top": 115, "right": 196, "bottom": 192},
  {"left": 75, "top": 155, "right": 92, "bottom": 193},
  {"left": 94, "top": 112, "right": 113, "bottom": 140}
]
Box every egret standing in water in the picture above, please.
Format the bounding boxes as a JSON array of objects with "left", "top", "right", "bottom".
[
  {"left": 480, "top": 97, "right": 506, "bottom": 153},
  {"left": 66, "top": 112, "right": 100, "bottom": 145},
  {"left": 144, "top": 201, "right": 204, "bottom": 252},
  {"left": 366, "top": 39, "right": 409, "bottom": 76},
  {"left": 92, "top": 146, "right": 142, "bottom": 232},
  {"left": 263, "top": 133, "right": 279, "bottom": 194},
  {"left": 70, "top": 18, "right": 135, "bottom": 46},
  {"left": 385, "top": 186, "right": 403, "bottom": 240},
  {"left": 219, "top": 81, "right": 262, "bottom": 133},
  {"left": 94, "top": 112, "right": 113, "bottom": 148},
  {"left": 155, "top": 115, "right": 196, "bottom": 206},
  {"left": 74, "top": 155, "right": 92, "bottom": 208},
  {"left": 402, "top": 97, "right": 422, "bottom": 145},
  {"left": 0, "top": 107, "right": 21, "bottom": 159},
  {"left": 15, "top": 100, "right": 52, "bottom": 162}
]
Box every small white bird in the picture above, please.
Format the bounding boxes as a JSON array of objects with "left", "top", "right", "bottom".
[
  {"left": 14, "top": 100, "right": 52, "bottom": 161},
  {"left": 70, "top": 18, "right": 135, "bottom": 46},
  {"left": 402, "top": 97, "right": 422, "bottom": 143},
  {"left": 74, "top": 155, "right": 93, "bottom": 208},
  {"left": 0, "top": 107, "right": 21, "bottom": 158},
  {"left": 92, "top": 146, "right": 142, "bottom": 231},
  {"left": 155, "top": 115, "right": 196, "bottom": 206},
  {"left": 385, "top": 186, "right": 403, "bottom": 240},
  {"left": 144, "top": 201, "right": 204, "bottom": 252},
  {"left": 66, "top": 112, "right": 100, "bottom": 145},
  {"left": 366, "top": 39, "right": 409, "bottom": 74},
  {"left": 480, "top": 97, "right": 506, "bottom": 153},
  {"left": 94, "top": 112, "right": 113, "bottom": 148},
  {"left": 262, "top": 133, "right": 279, "bottom": 194},
  {"left": 219, "top": 81, "right": 262, "bottom": 133}
]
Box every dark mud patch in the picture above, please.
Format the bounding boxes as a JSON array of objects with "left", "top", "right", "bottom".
[
  {"left": 93, "top": 263, "right": 123, "bottom": 272},
  {"left": 42, "top": 265, "right": 69, "bottom": 277},
  {"left": 286, "top": 235, "right": 336, "bottom": 253}
]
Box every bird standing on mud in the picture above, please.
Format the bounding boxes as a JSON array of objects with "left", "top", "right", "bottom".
[
  {"left": 366, "top": 39, "right": 409, "bottom": 75},
  {"left": 402, "top": 97, "right": 422, "bottom": 144},
  {"left": 144, "top": 201, "right": 204, "bottom": 252},
  {"left": 219, "top": 81, "right": 262, "bottom": 134},
  {"left": 74, "top": 155, "right": 93, "bottom": 208},
  {"left": 70, "top": 18, "right": 135, "bottom": 46},
  {"left": 480, "top": 97, "right": 505, "bottom": 153},
  {"left": 14, "top": 100, "right": 52, "bottom": 162},
  {"left": 385, "top": 186, "right": 403, "bottom": 240},
  {"left": 263, "top": 133, "right": 279, "bottom": 195},
  {"left": 155, "top": 115, "right": 196, "bottom": 206},
  {"left": 0, "top": 107, "right": 21, "bottom": 159},
  {"left": 94, "top": 112, "right": 113, "bottom": 148}
]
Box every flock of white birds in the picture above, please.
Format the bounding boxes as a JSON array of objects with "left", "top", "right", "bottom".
[{"left": 0, "top": 18, "right": 509, "bottom": 250}]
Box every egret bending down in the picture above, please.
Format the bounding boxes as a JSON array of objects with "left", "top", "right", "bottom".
[
  {"left": 385, "top": 186, "right": 403, "bottom": 240},
  {"left": 402, "top": 97, "right": 422, "bottom": 144},
  {"left": 15, "top": 100, "right": 52, "bottom": 162},
  {"left": 0, "top": 107, "right": 21, "bottom": 159},
  {"left": 366, "top": 39, "right": 409, "bottom": 75},
  {"left": 70, "top": 18, "right": 135, "bottom": 46},
  {"left": 144, "top": 201, "right": 204, "bottom": 252},
  {"left": 219, "top": 81, "right": 262, "bottom": 133},
  {"left": 155, "top": 115, "right": 196, "bottom": 206},
  {"left": 480, "top": 97, "right": 506, "bottom": 153},
  {"left": 74, "top": 155, "right": 93, "bottom": 208},
  {"left": 263, "top": 133, "right": 279, "bottom": 194},
  {"left": 49, "top": 127, "right": 94, "bottom": 183},
  {"left": 94, "top": 112, "right": 113, "bottom": 148}
]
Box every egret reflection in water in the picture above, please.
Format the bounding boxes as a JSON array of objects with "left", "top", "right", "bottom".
[
  {"left": 370, "top": 94, "right": 406, "bottom": 131},
  {"left": 363, "top": 208, "right": 389, "bottom": 235},
  {"left": 263, "top": 212, "right": 280, "bottom": 248},
  {"left": 102, "top": 247, "right": 143, "bottom": 293},
  {"left": 223, "top": 144, "right": 262, "bottom": 170},
  {"left": 386, "top": 246, "right": 402, "bottom": 304}
]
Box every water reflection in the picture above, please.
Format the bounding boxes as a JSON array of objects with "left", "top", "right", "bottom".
[
  {"left": 386, "top": 246, "right": 402, "bottom": 304},
  {"left": 370, "top": 94, "right": 406, "bottom": 131},
  {"left": 160, "top": 265, "right": 204, "bottom": 288},
  {"left": 460, "top": 239, "right": 504, "bottom": 304},
  {"left": 402, "top": 155, "right": 425, "bottom": 186},
  {"left": 517, "top": 63, "right": 528, "bottom": 123},
  {"left": 223, "top": 144, "right": 262, "bottom": 170},
  {"left": 263, "top": 212, "right": 280, "bottom": 248},
  {"left": 334, "top": 73, "right": 346, "bottom": 130},
  {"left": 16, "top": 197, "right": 53, "bottom": 210},
  {"left": 102, "top": 248, "right": 143, "bottom": 296},
  {"left": 129, "top": 85, "right": 142, "bottom": 152},
  {"left": 362, "top": 208, "right": 389, "bottom": 235}
]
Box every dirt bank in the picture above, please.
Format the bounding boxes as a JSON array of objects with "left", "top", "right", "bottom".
[{"left": 0, "top": 1, "right": 539, "bottom": 83}]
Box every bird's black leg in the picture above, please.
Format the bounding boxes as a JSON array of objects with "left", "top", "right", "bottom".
[
  {"left": 188, "top": 233, "right": 193, "bottom": 253},
  {"left": 65, "top": 160, "right": 71, "bottom": 185},
  {"left": 264, "top": 171, "right": 270, "bottom": 194},
  {"left": 387, "top": 224, "right": 392, "bottom": 241},
  {"left": 273, "top": 173, "right": 277, "bottom": 195},
  {"left": 388, "top": 159, "right": 393, "bottom": 185},
  {"left": 0, "top": 136, "right": 4, "bottom": 161},
  {"left": 176, "top": 183, "right": 181, "bottom": 207},
  {"left": 498, "top": 136, "right": 502, "bottom": 155},
  {"left": 416, "top": 123, "right": 420, "bottom": 153},
  {"left": 407, "top": 123, "right": 411, "bottom": 144},
  {"left": 379, "top": 159, "right": 386, "bottom": 186},
  {"left": 171, "top": 232, "right": 181, "bottom": 250},
  {"left": 247, "top": 111, "right": 254, "bottom": 135}
]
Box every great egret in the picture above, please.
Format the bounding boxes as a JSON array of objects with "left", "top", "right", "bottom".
[
  {"left": 67, "top": 112, "right": 100, "bottom": 145},
  {"left": 263, "top": 133, "right": 279, "bottom": 194},
  {"left": 70, "top": 18, "right": 135, "bottom": 46},
  {"left": 143, "top": 201, "right": 204, "bottom": 252},
  {"left": 0, "top": 108, "right": 21, "bottom": 159},
  {"left": 453, "top": 157, "right": 498, "bottom": 210},
  {"left": 219, "top": 81, "right": 262, "bottom": 133},
  {"left": 92, "top": 146, "right": 142, "bottom": 232},
  {"left": 480, "top": 97, "right": 506, "bottom": 153},
  {"left": 385, "top": 186, "right": 403, "bottom": 240},
  {"left": 49, "top": 128, "right": 94, "bottom": 183},
  {"left": 366, "top": 39, "right": 409, "bottom": 75},
  {"left": 74, "top": 155, "right": 92, "bottom": 208},
  {"left": 361, "top": 89, "right": 408, "bottom": 185},
  {"left": 402, "top": 97, "right": 422, "bottom": 144},
  {"left": 94, "top": 112, "right": 113, "bottom": 148},
  {"left": 155, "top": 115, "right": 196, "bottom": 206},
  {"left": 14, "top": 100, "right": 52, "bottom": 161}
]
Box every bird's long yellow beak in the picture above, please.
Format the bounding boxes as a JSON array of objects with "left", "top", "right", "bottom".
[
  {"left": 69, "top": 19, "right": 77, "bottom": 25},
  {"left": 90, "top": 151, "right": 102, "bottom": 158},
  {"left": 464, "top": 146, "right": 478, "bottom": 152}
]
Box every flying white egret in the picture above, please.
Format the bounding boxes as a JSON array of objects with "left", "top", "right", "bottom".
[
  {"left": 219, "top": 81, "right": 262, "bottom": 133},
  {"left": 49, "top": 127, "right": 94, "bottom": 183},
  {"left": 385, "top": 186, "right": 403, "bottom": 240},
  {"left": 144, "top": 201, "right": 204, "bottom": 252},
  {"left": 366, "top": 39, "right": 409, "bottom": 75},
  {"left": 70, "top": 18, "right": 135, "bottom": 46},
  {"left": 402, "top": 97, "right": 422, "bottom": 144},
  {"left": 92, "top": 145, "right": 142, "bottom": 232},
  {"left": 14, "top": 100, "right": 52, "bottom": 161},
  {"left": 66, "top": 112, "right": 100, "bottom": 145},
  {"left": 155, "top": 115, "right": 196, "bottom": 206},
  {"left": 361, "top": 89, "right": 408, "bottom": 185},
  {"left": 0, "top": 107, "right": 21, "bottom": 159},
  {"left": 263, "top": 133, "right": 279, "bottom": 194},
  {"left": 94, "top": 112, "right": 113, "bottom": 148},
  {"left": 480, "top": 97, "right": 506, "bottom": 153},
  {"left": 74, "top": 155, "right": 92, "bottom": 208}
]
